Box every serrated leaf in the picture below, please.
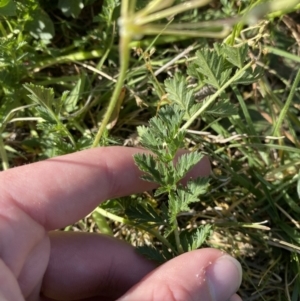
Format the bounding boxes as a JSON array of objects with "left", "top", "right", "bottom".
[
  {"left": 154, "top": 186, "right": 170, "bottom": 197},
  {"left": 35, "top": 106, "right": 56, "bottom": 124},
  {"left": 187, "top": 62, "right": 204, "bottom": 81},
  {"left": 194, "top": 48, "right": 232, "bottom": 89},
  {"left": 186, "top": 177, "right": 210, "bottom": 197},
  {"left": 233, "top": 66, "right": 263, "bottom": 85},
  {"left": 204, "top": 98, "right": 238, "bottom": 118},
  {"left": 175, "top": 152, "right": 203, "bottom": 181},
  {"left": 136, "top": 245, "right": 167, "bottom": 264},
  {"left": 169, "top": 177, "right": 210, "bottom": 223},
  {"left": 125, "top": 203, "right": 166, "bottom": 226},
  {"left": 223, "top": 44, "right": 248, "bottom": 69},
  {"left": 134, "top": 153, "right": 162, "bottom": 184},
  {"left": 188, "top": 102, "right": 202, "bottom": 116},
  {"left": 136, "top": 125, "right": 162, "bottom": 155},
  {"left": 164, "top": 73, "right": 195, "bottom": 118},
  {"left": 24, "top": 83, "right": 55, "bottom": 109},
  {"left": 137, "top": 105, "right": 185, "bottom": 160},
  {"left": 63, "top": 74, "right": 86, "bottom": 113},
  {"left": 189, "top": 225, "right": 212, "bottom": 251},
  {"left": 180, "top": 225, "right": 212, "bottom": 252}
]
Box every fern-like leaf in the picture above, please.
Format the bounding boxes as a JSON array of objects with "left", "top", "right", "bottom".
[{"left": 164, "top": 73, "right": 195, "bottom": 118}]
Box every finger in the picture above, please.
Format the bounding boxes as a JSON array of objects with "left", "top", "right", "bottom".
[
  {"left": 41, "top": 231, "right": 156, "bottom": 301},
  {"left": 229, "top": 294, "right": 243, "bottom": 301},
  {"left": 0, "top": 147, "right": 210, "bottom": 230},
  {"left": 0, "top": 259, "right": 25, "bottom": 301},
  {"left": 117, "top": 248, "right": 242, "bottom": 301}
]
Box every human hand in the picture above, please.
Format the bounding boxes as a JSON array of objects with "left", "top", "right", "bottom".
[{"left": 0, "top": 146, "right": 242, "bottom": 301}]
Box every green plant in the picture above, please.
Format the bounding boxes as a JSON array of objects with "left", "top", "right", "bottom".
[
  {"left": 92, "top": 0, "right": 300, "bottom": 146},
  {"left": 94, "top": 42, "right": 263, "bottom": 262},
  {"left": 1, "top": 0, "right": 300, "bottom": 299}
]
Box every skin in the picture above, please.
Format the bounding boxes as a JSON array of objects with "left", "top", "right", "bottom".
[{"left": 0, "top": 146, "right": 243, "bottom": 301}]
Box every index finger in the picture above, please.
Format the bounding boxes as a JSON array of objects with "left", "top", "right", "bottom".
[{"left": 0, "top": 147, "right": 210, "bottom": 230}]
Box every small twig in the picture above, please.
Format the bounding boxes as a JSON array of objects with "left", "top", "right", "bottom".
[{"left": 274, "top": 203, "right": 300, "bottom": 229}]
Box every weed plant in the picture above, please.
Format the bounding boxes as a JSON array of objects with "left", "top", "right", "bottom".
[{"left": 1, "top": 0, "right": 300, "bottom": 300}]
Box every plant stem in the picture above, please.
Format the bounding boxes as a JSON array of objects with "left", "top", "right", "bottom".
[
  {"left": 173, "top": 219, "right": 184, "bottom": 254},
  {"left": 33, "top": 50, "right": 104, "bottom": 72},
  {"left": 91, "top": 23, "right": 116, "bottom": 84},
  {"left": 92, "top": 34, "right": 131, "bottom": 147},
  {"left": 52, "top": 113, "right": 76, "bottom": 147},
  {"left": 169, "top": 190, "right": 184, "bottom": 254},
  {"left": 95, "top": 207, "right": 177, "bottom": 254},
  {"left": 272, "top": 68, "right": 300, "bottom": 136},
  {"left": 0, "top": 134, "right": 9, "bottom": 170},
  {"left": 180, "top": 60, "right": 253, "bottom": 131}
]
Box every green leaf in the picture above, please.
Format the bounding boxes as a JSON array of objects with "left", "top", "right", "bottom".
[
  {"left": 233, "top": 66, "right": 264, "bottom": 85},
  {"left": 175, "top": 152, "right": 203, "bottom": 181},
  {"left": 58, "top": 0, "right": 84, "bottom": 18},
  {"left": 297, "top": 172, "right": 300, "bottom": 200},
  {"left": 204, "top": 98, "right": 238, "bottom": 118},
  {"left": 186, "top": 177, "right": 210, "bottom": 197},
  {"left": 125, "top": 203, "right": 167, "bottom": 226},
  {"left": 0, "top": 0, "right": 16, "bottom": 16},
  {"left": 164, "top": 73, "right": 195, "bottom": 118},
  {"left": 134, "top": 153, "right": 163, "bottom": 184},
  {"left": 63, "top": 74, "right": 86, "bottom": 113},
  {"left": 154, "top": 186, "right": 170, "bottom": 197},
  {"left": 24, "top": 84, "right": 55, "bottom": 109},
  {"left": 189, "top": 225, "right": 212, "bottom": 251},
  {"left": 194, "top": 47, "right": 232, "bottom": 89},
  {"left": 0, "top": 0, "right": 10, "bottom": 7},
  {"left": 223, "top": 44, "right": 248, "bottom": 69},
  {"left": 137, "top": 106, "right": 185, "bottom": 160},
  {"left": 169, "top": 177, "right": 210, "bottom": 223},
  {"left": 98, "top": 0, "right": 121, "bottom": 23},
  {"left": 180, "top": 225, "right": 212, "bottom": 252},
  {"left": 92, "top": 211, "right": 113, "bottom": 235},
  {"left": 136, "top": 245, "right": 168, "bottom": 264},
  {"left": 25, "top": 9, "right": 55, "bottom": 42},
  {"left": 35, "top": 107, "right": 56, "bottom": 124},
  {"left": 136, "top": 125, "right": 160, "bottom": 154}
]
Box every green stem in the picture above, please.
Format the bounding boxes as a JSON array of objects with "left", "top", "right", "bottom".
[
  {"left": 91, "top": 23, "right": 116, "bottom": 84},
  {"left": 92, "top": 34, "right": 131, "bottom": 147},
  {"left": 266, "top": 46, "right": 300, "bottom": 64},
  {"left": 135, "top": 0, "right": 211, "bottom": 25},
  {"left": 272, "top": 68, "right": 300, "bottom": 136},
  {"left": 92, "top": 210, "right": 113, "bottom": 236},
  {"left": 52, "top": 112, "right": 76, "bottom": 147},
  {"left": 169, "top": 190, "right": 184, "bottom": 254},
  {"left": 180, "top": 60, "right": 253, "bottom": 131},
  {"left": 95, "top": 207, "right": 177, "bottom": 253},
  {"left": 0, "top": 22, "right": 7, "bottom": 36},
  {"left": 0, "top": 134, "right": 9, "bottom": 170},
  {"left": 173, "top": 219, "right": 184, "bottom": 254},
  {"left": 33, "top": 50, "right": 104, "bottom": 72}
]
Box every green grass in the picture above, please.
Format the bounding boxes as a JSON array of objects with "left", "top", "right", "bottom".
[{"left": 1, "top": 0, "right": 300, "bottom": 300}]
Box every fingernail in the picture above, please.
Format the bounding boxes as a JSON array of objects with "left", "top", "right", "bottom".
[{"left": 206, "top": 255, "right": 242, "bottom": 301}]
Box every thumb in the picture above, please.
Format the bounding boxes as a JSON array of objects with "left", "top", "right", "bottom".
[{"left": 117, "top": 248, "right": 242, "bottom": 301}]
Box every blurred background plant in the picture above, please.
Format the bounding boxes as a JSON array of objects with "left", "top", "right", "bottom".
[{"left": 1, "top": 0, "right": 300, "bottom": 300}]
